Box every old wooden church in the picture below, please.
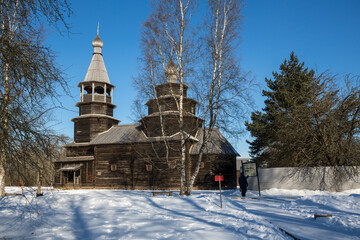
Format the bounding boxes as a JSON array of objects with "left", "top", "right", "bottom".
[{"left": 54, "top": 32, "right": 238, "bottom": 190}]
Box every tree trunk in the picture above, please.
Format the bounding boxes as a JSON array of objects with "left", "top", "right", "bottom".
[
  {"left": 186, "top": 151, "right": 204, "bottom": 195},
  {"left": 179, "top": 84, "right": 186, "bottom": 195},
  {"left": 0, "top": 63, "right": 10, "bottom": 198},
  {"left": 177, "top": 0, "right": 187, "bottom": 196},
  {"left": 0, "top": 161, "right": 5, "bottom": 197}
]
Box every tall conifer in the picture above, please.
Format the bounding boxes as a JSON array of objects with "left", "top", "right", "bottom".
[{"left": 246, "top": 52, "right": 321, "bottom": 166}]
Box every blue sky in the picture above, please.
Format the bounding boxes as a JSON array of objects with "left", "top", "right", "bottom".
[{"left": 47, "top": 0, "right": 360, "bottom": 158}]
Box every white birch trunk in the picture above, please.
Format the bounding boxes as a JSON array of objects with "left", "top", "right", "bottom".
[
  {"left": 0, "top": 63, "right": 10, "bottom": 197},
  {"left": 170, "top": 0, "right": 187, "bottom": 196},
  {"left": 0, "top": 162, "right": 5, "bottom": 197}
]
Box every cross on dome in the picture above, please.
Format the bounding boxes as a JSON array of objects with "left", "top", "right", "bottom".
[
  {"left": 83, "top": 25, "right": 110, "bottom": 84},
  {"left": 92, "top": 23, "right": 103, "bottom": 53}
]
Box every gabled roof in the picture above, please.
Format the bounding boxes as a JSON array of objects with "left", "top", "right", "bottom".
[
  {"left": 85, "top": 124, "right": 238, "bottom": 156},
  {"left": 90, "top": 124, "right": 148, "bottom": 144},
  {"left": 190, "top": 128, "right": 239, "bottom": 156}
]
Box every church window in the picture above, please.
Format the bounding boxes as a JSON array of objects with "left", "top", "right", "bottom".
[
  {"left": 169, "top": 160, "right": 177, "bottom": 169},
  {"left": 110, "top": 164, "right": 117, "bottom": 171},
  {"left": 146, "top": 164, "right": 153, "bottom": 172}
]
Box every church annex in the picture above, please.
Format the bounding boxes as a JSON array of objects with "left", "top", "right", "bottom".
[{"left": 54, "top": 33, "right": 238, "bottom": 190}]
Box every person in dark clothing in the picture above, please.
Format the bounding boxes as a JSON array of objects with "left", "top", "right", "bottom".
[{"left": 239, "top": 173, "right": 248, "bottom": 197}]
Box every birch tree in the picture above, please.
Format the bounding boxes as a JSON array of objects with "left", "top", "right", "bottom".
[
  {"left": 186, "top": 0, "right": 249, "bottom": 194},
  {"left": 135, "top": 0, "right": 198, "bottom": 195},
  {"left": 0, "top": 0, "right": 71, "bottom": 197},
  {"left": 136, "top": 0, "right": 251, "bottom": 195}
]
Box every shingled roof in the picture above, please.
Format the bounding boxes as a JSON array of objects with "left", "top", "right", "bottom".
[
  {"left": 84, "top": 33, "right": 110, "bottom": 84},
  {"left": 89, "top": 124, "right": 198, "bottom": 144},
  {"left": 86, "top": 124, "right": 238, "bottom": 156},
  {"left": 90, "top": 124, "right": 148, "bottom": 144},
  {"left": 190, "top": 128, "right": 239, "bottom": 156}
]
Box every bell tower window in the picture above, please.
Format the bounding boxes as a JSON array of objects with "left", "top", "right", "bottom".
[
  {"left": 95, "top": 86, "right": 104, "bottom": 94},
  {"left": 84, "top": 86, "right": 92, "bottom": 94}
]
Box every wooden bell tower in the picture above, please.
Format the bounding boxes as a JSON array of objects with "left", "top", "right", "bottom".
[{"left": 72, "top": 31, "right": 120, "bottom": 143}]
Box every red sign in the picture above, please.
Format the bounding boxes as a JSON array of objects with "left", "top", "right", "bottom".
[{"left": 215, "top": 175, "right": 224, "bottom": 182}]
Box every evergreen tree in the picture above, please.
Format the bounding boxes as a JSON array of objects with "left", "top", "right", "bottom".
[
  {"left": 247, "top": 53, "right": 360, "bottom": 189},
  {"left": 246, "top": 52, "right": 322, "bottom": 167}
]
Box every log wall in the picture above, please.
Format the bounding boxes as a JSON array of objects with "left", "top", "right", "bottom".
[
  {"left": 74, "top": 117, "right": 118, "bottom": 142},
  {"left": 79, "top": 102, "right": 114, "bottom": 116}
]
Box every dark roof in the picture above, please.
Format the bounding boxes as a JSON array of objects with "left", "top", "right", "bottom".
[
  {"left": 190, "top": 128, "right": 239, "bottom": 156},
  {"left": 90, "top": 124, "right": 148, "bottom": 144}
]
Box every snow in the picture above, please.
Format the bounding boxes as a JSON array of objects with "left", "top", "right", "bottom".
[{"left": 0, "top": 187, "right": 359, "bottom": 239}]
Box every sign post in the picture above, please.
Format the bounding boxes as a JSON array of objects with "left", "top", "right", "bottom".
[
  {"left": 215, "top": 175, "right": 224, "bottom": 208},
  {"left": 242, "top": 162, "right": 261, "bottom": 197}
]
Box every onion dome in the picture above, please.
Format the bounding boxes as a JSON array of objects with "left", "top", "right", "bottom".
[
  {"left": 92, "top": 34, "right": 103, "bottom": 54},
  {"left": 165, "top": 60, "right": 178, "bottom": 83},
  {"left": 83, "top": 28, "right": 110, "bottom": 84}
]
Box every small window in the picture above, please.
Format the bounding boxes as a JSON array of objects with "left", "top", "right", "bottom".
[
  {"left": 169, "top": 160, "right": 177, "bottom": 169},
  {"left": 200, "top": 162, "right": 205, "bottom": 169},
  {"left": 146, "top": 164, "right": 153, "bottom": 172},
  {"left": 110, "top": 164, "right": 117, "bottom": 171}
]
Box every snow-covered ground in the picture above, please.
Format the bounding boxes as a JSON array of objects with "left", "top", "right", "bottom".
[{"left": 0, "top": 187, "right": 359, "bottom": 239}]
